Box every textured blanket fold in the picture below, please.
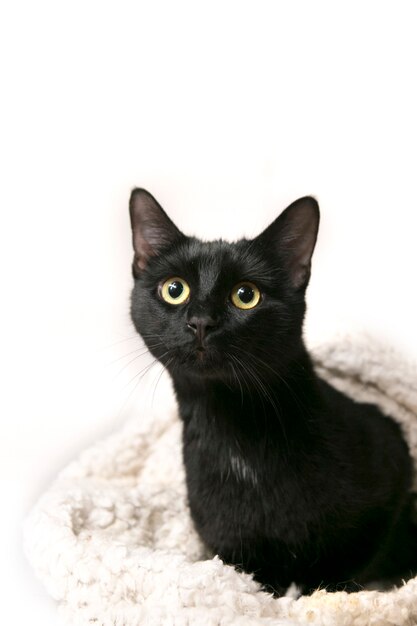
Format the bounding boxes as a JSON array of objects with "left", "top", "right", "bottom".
[{"left": 24, "top": 336, "right": 417, "bottom": 626}]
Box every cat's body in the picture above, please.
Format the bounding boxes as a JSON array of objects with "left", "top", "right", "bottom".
[
  {"left": 178, "top": 372, "right": 414, "bottom": 593},
  {"left": 129, "top": 189, "right": 417, "bottom": 594}
]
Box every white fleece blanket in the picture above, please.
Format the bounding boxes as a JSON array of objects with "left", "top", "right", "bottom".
[{"left": 24, "top": 336, "right": 417, "bottom": 626}]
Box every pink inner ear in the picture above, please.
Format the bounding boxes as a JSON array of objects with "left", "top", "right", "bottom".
[
  {"left": 133, "top": 233, "right": 155, "bottom": 271},
  {"left": 136, "top": 254, "right": 148, "bottom": 272},
  {"left": 286, "top": 230, "right": 316, "bottom": 289},
  {"left": 294, "top": 227, "right": 316, "bottom": 266},
  {"left": 292, "top": 262, "right": 311, "bottom": 290},
  {"left": 129, "top": 188, "right": 184, "bottom": 274},
  {"left": 279, "top": 202, "right": 319, "bottom": 289}
]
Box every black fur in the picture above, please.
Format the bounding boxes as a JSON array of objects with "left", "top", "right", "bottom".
[{"left": 129, "top": 188, "right": 417, "bottom": 595}]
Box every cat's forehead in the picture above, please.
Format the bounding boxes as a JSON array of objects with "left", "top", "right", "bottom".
[
  {"left": 186, "top": 239, "right": 239, "bottom": 269},
  {"left": 184, "top": 238, "right": 256, "bottom": 269},
  {"left": 158, "top": 237, "right": 271, "bottom": 291}
]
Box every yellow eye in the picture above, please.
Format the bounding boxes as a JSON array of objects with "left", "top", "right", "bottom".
[
  {"left": 231, "top": 282, "right": 261, "bottom": 310},
  {"left": 160, "top": 277, "right": 190, "bottom": 305}
]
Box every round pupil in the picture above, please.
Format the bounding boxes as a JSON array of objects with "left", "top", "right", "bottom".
[
  {"left": 237, "top": 285, "right": 254, "bottom": 304},
  {"left": 168, "top": 281, "right": 184, "bottom": 299}
]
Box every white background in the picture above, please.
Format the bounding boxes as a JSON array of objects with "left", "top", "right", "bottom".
[{"left": 1, "top": 1, "right": 417, "bottom": 623}]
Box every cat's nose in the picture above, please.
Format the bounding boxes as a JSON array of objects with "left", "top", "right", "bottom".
[{"left": 187, "top": 315, "right": 218, "bottom": 343}]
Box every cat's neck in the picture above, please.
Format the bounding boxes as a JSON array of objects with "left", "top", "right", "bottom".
[{"left": 170, "top": 342, "right": 322, "bottom": 453}]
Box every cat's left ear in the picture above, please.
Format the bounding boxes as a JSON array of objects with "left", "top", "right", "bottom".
[
  {"left": 256, "top": 196, "right": 320, "bottom": 290},
  {"left": 129, "top": 188, "right": 184, "bottom": 276}
]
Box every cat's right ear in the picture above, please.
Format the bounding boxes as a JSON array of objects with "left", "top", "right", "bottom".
[
  {"left": 256, "top": 196, "right": 320, "bottom": 290},
  {"left": 129, "top": 188, "right": 184, "bottom": 277}
]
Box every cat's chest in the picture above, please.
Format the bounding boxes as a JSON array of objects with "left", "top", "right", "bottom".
[
  {"left": 182, "top": 422, "right": 318, "bottom": 550},
  {"left": 182, "top": 416, "right": 278, "bottom": 492},
  {"left": 179, "top": 393, "right": 322, "bottom": 517},
  {"left": 227, "top": 451, "right": 259, "bottom": 486}
]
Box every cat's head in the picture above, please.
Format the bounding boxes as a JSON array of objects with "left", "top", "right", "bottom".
[{"left": 129, "top": 189, "right": 319, "bottom": 381}]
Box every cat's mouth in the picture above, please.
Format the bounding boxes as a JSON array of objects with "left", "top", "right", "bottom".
[
  {"left": 174, "top": 343, "right": 226, "bottom": 375},
  {"left": 195, "top": 346, "right": 213, "bottom": 367},
  {"left": 193, "top": 345, "right": 212, "bottom": 363}
]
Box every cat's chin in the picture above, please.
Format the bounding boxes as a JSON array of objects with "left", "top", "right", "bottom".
[{"left": 170, "top": 348, "right": 228, "bottom": 379}]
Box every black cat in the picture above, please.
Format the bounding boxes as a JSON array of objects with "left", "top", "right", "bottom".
[{"left": 129, "top": 188, "right": 417, "bottom": 595}]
